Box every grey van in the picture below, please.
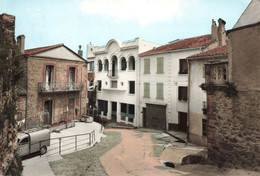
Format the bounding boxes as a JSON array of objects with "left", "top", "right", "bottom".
[{"left": 18, "top": 129, "right": 50, "bottom": 157}]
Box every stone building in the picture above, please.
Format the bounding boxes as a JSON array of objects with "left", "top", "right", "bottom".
[
  {"left": 0, "top": 13, "right": 21, "bottom": 175},
  {"left": 87, "top": 38, "right": 159, "bottom": 126},
  {"left": 187, "top": 19, "right": 228, "bottom": 146},
  {"left": 206, "top": 0, "right": 260, "bottom": 169},
  {"left": 17, "top": 36, "right": 88, "bottom": 129}
]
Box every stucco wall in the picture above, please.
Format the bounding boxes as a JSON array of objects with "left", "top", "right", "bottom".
[
  {"left": 140, "top": 48, "right": 205, "bottom": 130},
  {"left": 228, "top": 24, "right": 260, "bottom": 90}
]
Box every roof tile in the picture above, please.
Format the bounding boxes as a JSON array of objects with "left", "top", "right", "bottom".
[
  {"left": 140, "top": 35, "right": 215, "bottom": 56},
  {"left": 25, "top": 44, "right": 63, "bottom": 55},
  {"left": 188, "top": 45, "right": 227, "bottom": 58}
]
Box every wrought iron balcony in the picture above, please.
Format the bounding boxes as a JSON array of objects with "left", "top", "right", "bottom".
[{"left": 38, "top": 82, "right": 84, "bottom": 93}]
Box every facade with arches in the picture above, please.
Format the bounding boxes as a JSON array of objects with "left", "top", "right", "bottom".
[{"left": 87, "top": 38, "right": 159, "bottom": 126}]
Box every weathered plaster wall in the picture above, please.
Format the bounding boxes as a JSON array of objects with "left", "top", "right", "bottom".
[
  {"left": 228, "top": 24, "right": 260, "bottom": 90},
  {"left": 26, "top": 56, "right": 87, "bottom": 128}
]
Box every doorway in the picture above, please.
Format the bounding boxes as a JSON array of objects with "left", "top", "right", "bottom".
[
  {"left": 179, "top": 112, "right": 187, "bottom": 132},
  {"left": 44, "top": 100, "right": 53, "bottom": 125},
  {"left": 68, "top": 98, "right": 75, "bottom": 120},
  {"left": 111, "top": 102, "right": 117, "bottom": 122},
  {"left": 69, "top": 67, "right": 76, "bottom": 90},
  {"left": 142, "top": 108, "right": 146, "bottom": 128}
]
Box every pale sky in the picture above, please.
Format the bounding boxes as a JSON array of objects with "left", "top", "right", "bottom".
[{"left": 0, "top": 0, "right": 250, "bottom": 58}]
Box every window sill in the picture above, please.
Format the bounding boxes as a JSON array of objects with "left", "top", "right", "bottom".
[
  {"left": 128, "top": 70, "right": 135, "bottom": 72},
  {"left": 128, "top": 93, "right": 135, "bottom": 96},
  {"left": 156, "top": 72, "right": 164, "bottom": 74},
  {"left": 178, "top": 99, "right": 187, "bottom": 102},
  {"left": 156, "top": 98, "right": 164, "bottom": 100}
]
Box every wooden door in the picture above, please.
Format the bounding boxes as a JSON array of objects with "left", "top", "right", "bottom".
[
  {"left": 68, "top": 98, "right": 75, "bottom": 120},
  {"left": 179, "top": 112, "right": 187, "bottom": 132}
]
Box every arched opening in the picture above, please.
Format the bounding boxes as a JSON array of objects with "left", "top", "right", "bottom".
[
  {"left": 98, "top": 60, "right": 102, "bottom": 72},
  {"left": 104, "top": 59, "right": 109, "bottom": 71},
  {"left": 112, "top": 56, "right": 118, "bottom": 76},
  {"left": 121, "top": 57, "right": 127, "bottom": 70},
  {"left": 129, "top": 56, "right": 135, "bottom": 70}
]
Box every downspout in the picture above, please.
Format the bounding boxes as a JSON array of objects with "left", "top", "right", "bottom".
[
  {"left": 187, "top": 58, "right": 190, "bottom": 142},
  {"left": 25, "top": 56, "right": 29, "bottom": 129},
  {"left": 80, "top": 63, "right": 82, "bottom": 117}
]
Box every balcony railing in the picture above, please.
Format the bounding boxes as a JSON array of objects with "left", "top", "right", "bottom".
[
  {"left": 38, "top": 82, "right": 84, "bottom": 93},
  {"left": 107, "top": 70, "right": 119, "bottom": 79}
]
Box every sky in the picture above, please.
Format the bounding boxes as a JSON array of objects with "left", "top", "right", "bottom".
[{"left": 0, "top": 0, "right": 251, "bottom": 59}]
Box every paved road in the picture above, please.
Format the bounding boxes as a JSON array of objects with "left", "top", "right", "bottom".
[{"left": 101, "top": 129, "right": 175, "bottom": 176}]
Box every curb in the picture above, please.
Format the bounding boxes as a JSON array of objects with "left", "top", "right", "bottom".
[{"left": 164, "top": 131, "right": 187, "bottom": 144}]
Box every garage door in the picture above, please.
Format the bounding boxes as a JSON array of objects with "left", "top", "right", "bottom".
[{"left": 145, "top": 104, "right": 166, "bottom": 130}]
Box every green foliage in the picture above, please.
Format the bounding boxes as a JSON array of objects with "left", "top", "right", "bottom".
[
  {"left": 0, "top": 32, "right": 23, "bottom": 131},
  {"left": 223, "top": 82, "right": 238, "bottom": 98},
  {"left": 199, "top": 82, "right": 215, "bottom": 92}
]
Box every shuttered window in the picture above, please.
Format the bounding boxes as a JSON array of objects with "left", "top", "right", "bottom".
[
  {"left": 144, "top": 82, "right": 150, "bottom": 98},
  {"left": 157, "top": 83, "right": 164, "bottom": 99},
  {"left": 157, "top": 57, "right": 164, "bottom": 74},
  {"left": 144, "top": 59, "right": 150, "bottom": 74}
]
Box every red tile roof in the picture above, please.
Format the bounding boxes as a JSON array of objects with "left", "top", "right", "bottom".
[
  {"left": 140, "top": 35, "right": 215, "bottom": 56},
  {"left": 188, "top": 45, "right": 228, "bottom": 59},
  {"left": 24, "top": 44, "right": 63, "bottom": 55}
]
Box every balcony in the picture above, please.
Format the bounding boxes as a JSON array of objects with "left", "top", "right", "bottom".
[
  {"left": 107, "top": 70, "right": 119, "bottom": 79},
  {"left": 38, "top": 82, "right": 84, "bottom": 93}
]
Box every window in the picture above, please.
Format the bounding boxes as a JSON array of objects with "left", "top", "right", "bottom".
[
  {"left": 98, "top": 60, "right": 102, "bottom": 72},
  {"left": 69, "top": 67, "right": 76, "bottom": 90},
  {"left": 157, "top": 57, "right": 164, "bottom": 74},
  {"left": 129, "top": 81, "right": 135, "bottom": 94},
  {"left": 156, "top": 83, "right": 164, "bottom": 99},
  {"left": 121, "top": 57, "right": 127, "bottom": 70},
  {"left": 178, "top": 86, "right": 187, "bottom": 101},
  {"left": 45, "top": 65, "right": 54, "bottom": 90},
  {"left": 20, "top": 137, "right": 29, "bottom": 145},
  {"left": 121, "top": 103, "right": 135, "bottom": 123},
  {"left": 98, "top": 100, "right": 108, "bottom": 116},
  {"left": 128, "top": 104, "right": 135, "bottom": 123},
  {"left": 89, "top": 61, "right": 94, "bottom": 71},
  {"left": 104, "top": 59, "right": 109, "bottom": 71},
  {"left": 121, "top": 103, "right": 127, "bottom": 121},
  {"left": 129, "top": 56, "right": 135, "bottom": 70},
  {"left": 179, "top": 59, "right": 188, "bottom": 74},
  {"left": 111, "top": 81, "right": 117, "bottom": 88},
  {"left": 97, "top": 80, "right": 102, "bottom": 91},
  {"left": 144, "top": 59, "right": 150, "bottom": 74},
  {"left": 202, "top": 119, "right": 207, "bottom": 136},
  {"left": 144, "top": 82, "right": 150, "bottom": 98},
  {"left": 112, "top": 56, "right": 118, "bottom": 76}
]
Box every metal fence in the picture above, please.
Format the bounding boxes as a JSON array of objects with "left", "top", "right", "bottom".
[
  {"left": 18, "top": 130, "right": 96, "bottom": 158},
  {"left": 46, "top": 130, "right": 95, "bottom": 157}
]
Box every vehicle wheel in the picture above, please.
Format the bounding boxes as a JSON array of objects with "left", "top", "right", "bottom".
[{"left": 40, "top": 146, "right": 47, "bottom": 155}]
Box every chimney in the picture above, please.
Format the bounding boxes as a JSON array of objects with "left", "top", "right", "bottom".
[
  {"left": 78, "top": 45, "right": 83, "bottom": 57},
  {"left": 211, "top": 19, "right": 218, "bottom": 41},
  {"left": 217, "top": 18, "right": 227, "bottom": 46},
  {"left": 17, "top": 35, "right": 25, "bottom": 54}
]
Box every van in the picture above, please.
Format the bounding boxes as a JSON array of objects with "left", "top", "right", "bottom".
[{"left": 18, "top": 128, "right": 50, "bottom": 157}]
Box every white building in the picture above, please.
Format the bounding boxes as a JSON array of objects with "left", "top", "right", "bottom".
[
  {"left": 87, "top": 38, "right": 159, "bottom": 126},
  {"left": 138, "top": 35, "right": 217, "bottom": 131},
  {"left": 187, "top": 19, "right": 228, "bottom": 146}
]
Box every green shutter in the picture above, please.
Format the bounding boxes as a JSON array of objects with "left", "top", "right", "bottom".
[
  {"left": 157, "top": 83, "right": 163, "bottom": 99},
  {"left": 157, "top": 57, "right": 164, "bottom": 74},
  {"left": 144, "top": 59, "right": 150, "bottom": 74},
  {"left": 144, "top": 82, "right": 150, "bottom": 98}
]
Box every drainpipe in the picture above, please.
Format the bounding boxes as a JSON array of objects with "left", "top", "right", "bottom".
[
  {"left": 25, "top": 56, "right": 29, "bottom": 129},
  {"left": 187, "top": 58, "right": 190, "bottom": 142}
]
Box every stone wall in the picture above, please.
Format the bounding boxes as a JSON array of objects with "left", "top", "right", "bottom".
[
  {"left": 207, "top": 89, "right": 260, "bottom": 170},
  {"left": 0, "top": 13, "right": 21, "bottom": 175}
]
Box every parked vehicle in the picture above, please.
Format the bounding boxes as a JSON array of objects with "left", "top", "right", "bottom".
[{"left": 18, "top": 128, "right": 50, "bottom": 157}]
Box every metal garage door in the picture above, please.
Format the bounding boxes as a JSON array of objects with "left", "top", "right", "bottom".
[{"left": 145, "top": 103, "right": 166, "bottom": 130}]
